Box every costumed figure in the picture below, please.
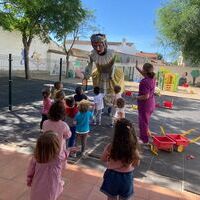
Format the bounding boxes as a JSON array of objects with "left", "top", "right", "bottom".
[{"left": 84, "top": 34, "right": 124, "bottom": 105}]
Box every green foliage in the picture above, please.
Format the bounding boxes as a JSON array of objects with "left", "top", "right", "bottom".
[
  {"left": 46, "top": 0, "right": 87, "bottom": 40},
  {"left": 0, "top": 0, "right": 49, "bottom": 42},
  {"left": 157, "top": 0, "right": 200, "bottom": 65},
  {"left": 0, "top": 0, "right": 88, "bottom": 79}
]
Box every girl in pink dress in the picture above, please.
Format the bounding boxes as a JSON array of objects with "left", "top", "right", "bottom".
[
  {"left": 40, "top": 89, "right": 52, "bottom": 130},
  {"left": 43, "top": 101, "right": 71, "bottom": 153},
  {"left": 100, "top": 119, "right": 140, "bottom": 200},
  {"left": 27, "top": 131, "right": 68, "bottom": 200}
]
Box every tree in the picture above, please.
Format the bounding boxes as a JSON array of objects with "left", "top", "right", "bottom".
[
  {"left": 191, "top": 69, "right": 200, "bottom": 85},
  {"left": 0, "top": 0, "right": 87, "bottom": 79},
  {"left": 0, "top": 0, "right": 48, "bottom": 79},
  {"left": 156, "top": 53, "right": 163, "bottom": 60},
  {"left": 156, "top": 0, "right": 200, "bottom": 65},
  {"left": 53, "top": 11, "right": 97, "bottom": 78}
]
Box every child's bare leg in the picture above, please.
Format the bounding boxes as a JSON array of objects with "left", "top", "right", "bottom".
[
  {"left": 81, "top": 134, "right": 88, "bottom": 153},
  {"left": 107, "top": 196, "right": 117, "bottom": 200},
  {"left": 119, "top": 195, "right": 133, "bottom": 200}
]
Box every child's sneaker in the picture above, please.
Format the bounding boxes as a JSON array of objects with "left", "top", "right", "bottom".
[
  {"left": 98, "top": 122, "right": 101, "bottom": 126},
  {"left": 110, "top": 124, "right": 114, "bottom": 128},
  {"left": 70, "top": 153, "right": 77, "bottom": 158}
]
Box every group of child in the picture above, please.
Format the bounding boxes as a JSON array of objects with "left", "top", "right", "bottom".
[
  {"left": 93, "top": 85, "right": 126, "bottom": 127},
  {"left": 27, "top": 80, "right": 141, "bottom": 200}
]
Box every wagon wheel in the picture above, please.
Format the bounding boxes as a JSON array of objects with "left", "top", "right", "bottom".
[
  {"left": 150, "top": 144, "right": 158, "bottom": 156},
  {"left": 177, "top": 145, "right": 184, "bottom": 152},
  {"left": 169, "top": 146, "right": 174, "bottom": 152}
]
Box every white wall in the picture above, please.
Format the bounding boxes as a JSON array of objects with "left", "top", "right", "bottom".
[{"left": 0, "top": 27, "right": 66, "bottom": 71}]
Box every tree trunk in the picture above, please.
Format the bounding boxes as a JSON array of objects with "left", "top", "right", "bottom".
[
  {"left": 22, "top": 34, "right": 32, "bottom": 80},
  {"left": 66, "top": 53, "right": 70, "bottom": 78},
  {"left": 192, "top": 77, "right": 196, "bottom": 86},
  {"left": 24, "top": 47, "right": 30, "bottom": 79}
]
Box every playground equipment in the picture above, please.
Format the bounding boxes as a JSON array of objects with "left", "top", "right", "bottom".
[
  {"left": 157, "top": 67, "right": 179, "bottom": 92},
  {"left": 150, "top": 127, "right": 200, "bottom": 155}
]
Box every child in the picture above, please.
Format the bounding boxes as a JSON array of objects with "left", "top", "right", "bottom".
[
  {"left": 42, "top": 101, "right": 71, "bottom": 153},
  {"left": 51, "top": 81, "right": 63, "bottom": 100},
  {"left": 136, "top": 63, "right": 156, "bottom": 144},
  {"left": 100, "top": 119, "right": 140, "bottom": 200},
  {"left": 55, "top": 90, "right": 66, "bottom": 107},
  {"left": 40, "top": 89, "right": 52, "bottom": 130},
  {"left": 111, "top": 98, "right": 125, "bottom": 127},
  {"left": 27, "top": 131, "right": 77, "bottom": 200},
  {"left": 74, "top": 100, "right": 93, "bottom": 157},
  {"left": 107, "top": 85, "right": 122, "bottom": 116},
  {"left": 74, "top": 86, "right": 88, "bottom": 103},
  {"left": 113, "top": 85, "right": 122, "bottom": 106},
  {"left": 65, "top": 97, "right": 79, "bottom": 148},
  {"left": 93, "top": 86, "right": 105, "bottom": 125}
]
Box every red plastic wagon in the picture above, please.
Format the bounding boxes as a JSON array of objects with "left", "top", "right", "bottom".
[
  {"left": 166, "top": 134, "right": 190, "bottom": 152},
  {"left": 151, "top": 135, "right": 176, "bottom": 154}
]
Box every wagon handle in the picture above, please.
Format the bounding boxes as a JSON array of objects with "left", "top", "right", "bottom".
[
  {"left": 181, "top": 129, "right": 196, "bottom": 136},
  {"left": 189, "top": 136, "right": 200, "bottom": 144},
  {"left": 160, "top": 126, "right": 166, "bottom": 136}
]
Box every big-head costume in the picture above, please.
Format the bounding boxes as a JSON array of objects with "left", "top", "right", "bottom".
[{"left": 84, "top": 34, "right": 124, "bottom": 95}]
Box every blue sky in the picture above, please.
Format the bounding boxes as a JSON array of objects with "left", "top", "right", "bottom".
[{"left": 81, "top": 0, "right": 171, "bottom": 60}]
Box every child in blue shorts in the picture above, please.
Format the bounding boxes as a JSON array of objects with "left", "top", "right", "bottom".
[
  {"left": 100, "top": 118, "right": 140, "bottom": 200},
  {"left": 74, "top": 100, "right": 93, "bottom": 157}
]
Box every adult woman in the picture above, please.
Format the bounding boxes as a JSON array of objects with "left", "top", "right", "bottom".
[{"left": 136, "top": 63, "right": 156, "bottom": 144}]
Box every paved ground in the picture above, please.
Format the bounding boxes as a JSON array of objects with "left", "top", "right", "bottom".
[
  {"left": 0, "top": 75, "right": 199, "bottom": 196},
  {"left": 0, "top": 149, "right": 199, "bottom": 200}
]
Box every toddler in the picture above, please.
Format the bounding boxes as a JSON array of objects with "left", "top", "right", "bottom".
[
  {"left": 111, "top": 98, "right": 125, "bottom": 127},
  {"left": 74, "top": 86, "right": 88, "bottom": 103},
  {"left": 74, "top": 100, "right": 93, "bottom": 157},
  {"left": 40, "top": 89, "right": 52, "bottom": 130},
  {"left": 27, "top": 132, "right": 71, "bottom": 200},
  {"left": 65, "top": 97, "right": 79, "bottom": 148},
  {"left": 100, "top": 119, "right": 140, "bottom": 200},
  {"left": 42, "top": 101, "right": 71, "bottom": 153},
  {"left": 93, "top": 86, "right": 105, "bottom": 125},
  {"left": 51, "top": 81, "right": 63, "bottom": 100}
]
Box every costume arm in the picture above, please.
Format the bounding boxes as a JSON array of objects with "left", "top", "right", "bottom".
[{"left": 84, "top": 57, "right": 93, "bottom": 80}]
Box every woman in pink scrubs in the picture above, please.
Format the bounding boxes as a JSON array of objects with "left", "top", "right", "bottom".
[{"left": 136, "top": 63, "right": 156, "bottom": 144}]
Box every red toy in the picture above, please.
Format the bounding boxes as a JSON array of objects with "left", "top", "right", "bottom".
[
  {"left": 163, "top": 100, "right": 173, "bottom": 109},
  {"left": 166, "top": 134, "right": 190, "bottom": 152},
  {"left": 124, "top": 90, "right": 133, "bottom": 97},
  {"left": 151, "top": 135, "right": 176, "bottom": 153}
]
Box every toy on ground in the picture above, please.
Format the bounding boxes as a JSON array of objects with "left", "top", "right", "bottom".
[
  {"left": 124, "top": 90, "right": 134, "bottom": 97},
  {"left": 163, "top": 100, "right": 173, "bottom": 109},
  {"left": 132, "top": 104, "right": 138, "bottom": 110},
  {"left": 149, "top": 127, "right": 200, "bottom": 155},
  {"left": 156, "top": 99, "right": 174, "bottom": 109},
  {"left": 151, "top": 135, "right": 176, "bottom": 155}
]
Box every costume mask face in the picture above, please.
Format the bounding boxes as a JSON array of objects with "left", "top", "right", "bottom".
[
  {"left": 92, "top": 42, "right": 105, "bottom": 55},
  {"left": 91, "top": 34, "right": 107, "bottom": 55}
]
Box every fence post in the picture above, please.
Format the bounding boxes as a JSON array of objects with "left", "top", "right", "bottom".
[
  {"left": 131, "top": 66, "right": 134, "bottom": 81},
  {"left": 8, "top": 54, "right": 12, "bottom": 111},
  {"left": 59, "top": 58, "right": 62, "bottom": 82}
]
